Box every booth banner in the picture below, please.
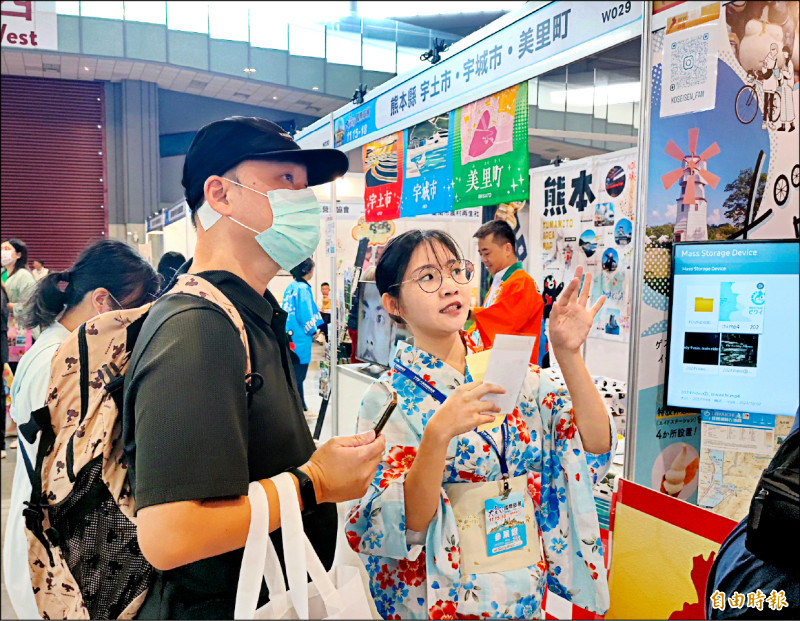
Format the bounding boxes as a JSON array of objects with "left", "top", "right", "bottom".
[
  {"left": 363, "top": 132, "right": 404, "bottom": 222},
  {"left": 632, "top": 2, "right": 799, "bottom": 499},
  {"left": 321, "top": 202, "right": 364, "bottom": 219},
  {"left": 1, "top": 1, "right": 58, "bottom": 50},
  {"left": 605, "top": 478, "right": 737, "bottom": 620},
  {"left": 335, "top": 104, "right": 376, "bottom": 148},
  {"left": 361, "top": 0, "right": 642, "bottom": 140},
  {"left": 532, "top": 148, "right": 637, "bottom": 342},
  {"left": 453, "top": 82, "right": 529, "bottom": 209},
  {"left": 400, "top": 111, "right": 455, "bottom": 217}
]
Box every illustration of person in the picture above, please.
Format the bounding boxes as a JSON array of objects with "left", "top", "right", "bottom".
[
  {"left": 759, "top": 43, "right": 780, "bottom": 129},
  {"left": 778, "top": 45, "right": 795, "bottom": 132}
]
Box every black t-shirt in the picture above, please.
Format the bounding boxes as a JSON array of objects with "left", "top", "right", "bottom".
[{"left": 122, "top": 268, "right": 337, "bottom": 619}]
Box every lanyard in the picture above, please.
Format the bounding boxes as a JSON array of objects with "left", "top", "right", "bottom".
[{"left": 393, "top": 360, "right": 511, "bottom": 489}]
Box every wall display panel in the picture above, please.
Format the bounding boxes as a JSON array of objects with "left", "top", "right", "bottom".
[{"left": 631, "top": 1, "right": 799, "bottom": 507}]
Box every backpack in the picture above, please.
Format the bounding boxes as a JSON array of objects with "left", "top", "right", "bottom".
[
  {"left": 18, "top": 274, "right": 253, "bottom": 620},
  {"left": 745, "top": 423, "right": 799, "bottom": 575}
]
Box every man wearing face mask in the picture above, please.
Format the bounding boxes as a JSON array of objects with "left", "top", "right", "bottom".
[{"left": 122, "top": 117, "right": 386, "bottom": 620}]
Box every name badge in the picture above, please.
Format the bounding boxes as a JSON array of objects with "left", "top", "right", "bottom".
[{"left": 485, "top": 491, "right": 527, "bottom": 556}]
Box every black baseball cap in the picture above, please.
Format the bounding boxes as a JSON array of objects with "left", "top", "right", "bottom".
[{"left": 181, "top": 116, "right": 349, "bottom": 210}]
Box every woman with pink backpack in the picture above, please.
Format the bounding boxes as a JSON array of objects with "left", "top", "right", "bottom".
[{"left": 3, "top": 239, "right": 159, "bottom": 620}]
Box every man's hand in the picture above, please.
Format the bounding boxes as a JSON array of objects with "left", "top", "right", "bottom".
[{"left": 301, "top": 431, "right": 386, "bottom": 504}]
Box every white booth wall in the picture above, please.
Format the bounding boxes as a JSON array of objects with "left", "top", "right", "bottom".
[{"left": 161, "top": 211, "right": 197, "bottom": 260}]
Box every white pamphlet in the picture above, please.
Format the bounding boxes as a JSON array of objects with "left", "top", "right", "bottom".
[{"left": 482, "top": 334, "right": 537, "bottom": 415}]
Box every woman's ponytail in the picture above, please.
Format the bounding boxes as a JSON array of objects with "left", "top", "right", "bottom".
[
  {"left": 17, "top": 239, "right": 159, "bottom": 332},
  {"left": 19, "top": 271, "right": 71, "bottom": 330}
]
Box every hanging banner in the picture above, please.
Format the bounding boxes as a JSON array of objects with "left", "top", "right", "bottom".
[
  {"left": 400, "top": 112, "right": 455, "bottom": 217},
  {"left": 453, "top": 82, "right": 530, "bottom": 209},
  {"left": 358, "top": 1, "right": 641, "bottom": 144},
  {"left": 363, "top": 132, "right": 404, "bottom": 222},
  {"left": 632, "top": 1, "right": 799, "bottom": 502},
  {"left": 532, "top": 148, "right": 638, "bottom": 343},
  {"left": 335, "top": 104, "right": 376, "bottom": 148},
  {"left": 319, "top": 1, "right": 643, "bottom": 152}
]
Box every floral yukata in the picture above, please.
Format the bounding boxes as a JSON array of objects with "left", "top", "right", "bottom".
[{"left": 345, "top": 337, "right": 616, "bottom": 619}]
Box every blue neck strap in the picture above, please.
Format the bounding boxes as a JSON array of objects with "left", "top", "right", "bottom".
[{"left": 393, "top": 359, "right": 510, "bottom": 479}]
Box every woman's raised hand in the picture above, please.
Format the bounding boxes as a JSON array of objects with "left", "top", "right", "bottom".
[
  {"left": 426, "top": 382, "right": 505, "bottom": 445},
  {"left": 548, "top": 266, "right": 606, "bottom": 356}
]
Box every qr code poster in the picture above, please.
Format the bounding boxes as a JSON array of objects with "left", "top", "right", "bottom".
[{"left": 661, "top": 23, "right": 719, "bottom": 117}]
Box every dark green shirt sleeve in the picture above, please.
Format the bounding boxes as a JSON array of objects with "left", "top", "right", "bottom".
[{"left": 128, "top": 301, "right": 249, "bottom": 510}]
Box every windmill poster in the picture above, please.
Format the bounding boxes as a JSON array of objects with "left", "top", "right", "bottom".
[
  {"left": 363, "top": 132, "right": 404, "bottom": 222},
  {"left": 452, "top": 82, "right": 529, "bottom": 210},
  {"left": 532, "top": 148, "right": 638, "bottom": 344},
  {"left": 632, "top": 0, "right": 799, "bottom": 501},
  {"left": 400, "top": 112, "right": 455, "bottom": 218}
]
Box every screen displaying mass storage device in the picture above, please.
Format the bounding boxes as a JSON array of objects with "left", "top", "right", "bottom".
[{"left": 665, "top": 240, "right": 799, "bottom": 415}]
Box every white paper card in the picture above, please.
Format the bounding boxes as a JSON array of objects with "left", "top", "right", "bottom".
[{"left": 482, "top": 335, "right": 537, "bottom": 414}]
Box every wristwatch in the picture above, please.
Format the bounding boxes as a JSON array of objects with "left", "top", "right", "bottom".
[{"left": 289, "top": 467, "right": 317, "bottom": 513}]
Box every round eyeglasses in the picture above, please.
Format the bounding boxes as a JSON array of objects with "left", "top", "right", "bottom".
[{"left": 392, "top": 259, "right": 475, "bottom": 293}]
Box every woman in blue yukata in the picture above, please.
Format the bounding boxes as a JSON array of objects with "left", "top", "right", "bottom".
[{"left": 345, "top": 230, "right": 616, "bottom": 619}]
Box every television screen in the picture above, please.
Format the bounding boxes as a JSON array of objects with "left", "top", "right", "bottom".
[
  {"left": 664, "top": 240, "right": 799, "bottom": 415},
  {"left": 356, "top": 282, "right": 396, "bottom": 367}
]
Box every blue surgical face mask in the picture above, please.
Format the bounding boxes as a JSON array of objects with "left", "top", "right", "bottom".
[{"left": 196, "top": 179, "right": 322, "bottom": 271}]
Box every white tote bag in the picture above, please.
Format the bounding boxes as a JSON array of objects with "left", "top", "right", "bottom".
[{"left": 234, "top": 475, "right": 375, "bottom": 620}]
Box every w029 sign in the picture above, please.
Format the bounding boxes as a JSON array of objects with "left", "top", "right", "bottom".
[{"left": 601, "top": 1, "right": 635, "bottom": 24}]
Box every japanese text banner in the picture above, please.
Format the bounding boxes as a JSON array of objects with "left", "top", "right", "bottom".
[
  {"left": 369, "top": 1, "right": 641, "bottom": 136},
  {"left": 363, "top": 132, "right": 404, "bottom": 222},
  {"left": 453, "top": 82, "right": 530, "bottom": 209},
  {"left": 400, "top": 112, "right": 455, "bottom": 217}
]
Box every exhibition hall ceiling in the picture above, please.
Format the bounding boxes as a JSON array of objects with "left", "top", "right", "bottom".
[{"left": 0, "top": 50, "right": 348, "bottom": 117}]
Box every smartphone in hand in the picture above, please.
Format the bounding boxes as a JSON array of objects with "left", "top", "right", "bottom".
[{"left": 373, "top": 391, "right": 398, "bottom": 436}]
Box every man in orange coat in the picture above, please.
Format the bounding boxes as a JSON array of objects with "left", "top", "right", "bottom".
[{"left": 470, "top": 220, "right": 544, "bottom": 363}]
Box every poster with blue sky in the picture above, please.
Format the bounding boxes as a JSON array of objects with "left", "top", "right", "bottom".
[{"left": 400, "top": 112, "right": 454, "bottom": 217}]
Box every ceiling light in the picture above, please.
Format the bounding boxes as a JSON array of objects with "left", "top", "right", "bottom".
[
  {"left": 272, "top": 96, "right": 278, "bottom": 100},
  {"left": 243, "top": 67, "right": 256, "bottom": 73},
  {"left": 84, "top": 66, "right": 90, "bottom": 71}
]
